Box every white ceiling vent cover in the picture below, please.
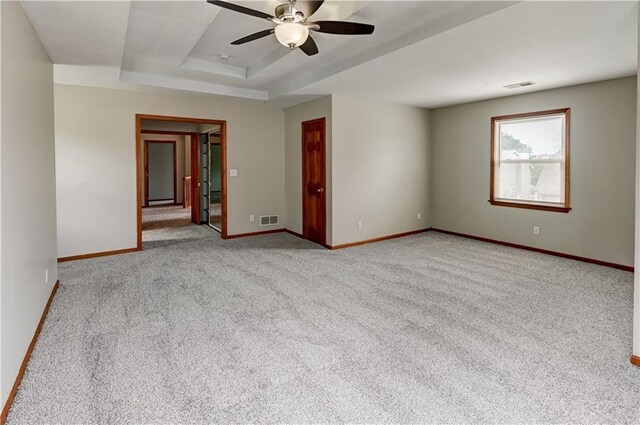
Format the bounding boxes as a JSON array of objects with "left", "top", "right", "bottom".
[{"left": 504, "top": 81, "right": 536, "bottom": 89}]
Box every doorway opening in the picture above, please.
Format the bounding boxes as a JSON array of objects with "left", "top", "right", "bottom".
[
  {"left": 302, "top": 117, "right": 327, "bottom": 246},
  {"left": 144, "top": 140, "right": 177, "bottom": 206},
  {"left": 136, "top": 114, "right": 227, "bottom": 250}
]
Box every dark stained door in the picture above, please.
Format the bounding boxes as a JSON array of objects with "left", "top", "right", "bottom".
[{"left": 302, "top": 118, "right": 326, "bottom": 246}]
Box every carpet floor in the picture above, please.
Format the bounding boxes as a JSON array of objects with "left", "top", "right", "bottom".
[
  {"left": 210, "top": 202, "right": 222, "bottom": 229},
  {"left": 142, "top": 205, "right": 214, "bottom": 249},
  {"left": 6, "top": 231, "right": 640, "bottom": 424}
]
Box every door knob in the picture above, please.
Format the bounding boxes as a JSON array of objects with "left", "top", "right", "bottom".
[{"left": 317, "top": 187, "right": 324, "bottom": 193}]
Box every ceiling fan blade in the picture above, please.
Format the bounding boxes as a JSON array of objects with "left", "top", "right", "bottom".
[
  {"left": 231, "top": 29, "right": 274, "bottom": 45},
  {"left": 207, "top": 1, "right": 274, "bottom": 21},
  {"left": 294, "top": 1, "right": 324, "bottom": 19},
  {"left": 313, "top": 21, "right": 375, "bottom": 35},
  {"left": 299, "top": 36, "right": 319, "bottom": 56}
]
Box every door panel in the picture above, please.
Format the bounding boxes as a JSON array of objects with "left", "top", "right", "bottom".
[
  {"left": 209, "top": 142, "right": 222, "bottom": 231},
  {"left": 302, "top": 118, "right": 326, "bottom": 246},
  {"left": 200, "top": 133, "right": 209, "bottom": 224},
  {"left": 190, "top": 134, "right": 200, "bottom": 224}
]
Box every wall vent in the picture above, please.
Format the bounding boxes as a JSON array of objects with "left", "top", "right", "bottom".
[
  {"left": 504, "top": 81, "right": 535, "bottom": 89},
  {"left": 260, "top": 215, "right": 279, "bottom": 226}
]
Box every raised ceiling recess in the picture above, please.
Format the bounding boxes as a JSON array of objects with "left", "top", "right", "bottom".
[{"left": 20, "top": 1, "right": 637, "bottom": 108}]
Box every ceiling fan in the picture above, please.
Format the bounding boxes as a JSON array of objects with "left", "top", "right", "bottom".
[{"left": 207, "top": 0, "right": 375, "bottom": 56}]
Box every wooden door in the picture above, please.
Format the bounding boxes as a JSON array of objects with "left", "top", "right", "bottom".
[{"left": 302, "top": 118, "right": 326, "bottom": 245}]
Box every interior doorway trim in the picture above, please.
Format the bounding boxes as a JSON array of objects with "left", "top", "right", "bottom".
[
  {"left": 135, "top": 114, "right": 228, "bottom": 249},
  {"left": 144, "top": 140, "right": 177, "bottom": 207},
  {"left": 140, "top": 129, "right": 199, "bottom": 222}
]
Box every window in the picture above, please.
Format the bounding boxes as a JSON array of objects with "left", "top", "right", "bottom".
[{"left": 490, "top": 108, "right": 570, "bottom": 213}]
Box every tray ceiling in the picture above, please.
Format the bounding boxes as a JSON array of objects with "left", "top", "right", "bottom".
[{"left": 21, "top": 1, "right": 637, "bottom": 108}]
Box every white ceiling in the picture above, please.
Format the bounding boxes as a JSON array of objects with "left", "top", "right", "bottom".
[
  {"left": 21, "top": 1, "right": 638, "bottom": 109},
  {"left": 300, "top": 1, "right": 639, "bottom": 108}
]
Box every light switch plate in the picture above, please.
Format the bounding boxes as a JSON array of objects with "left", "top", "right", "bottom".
[{"left": 230, "top": 169, "right": 238, "bottom": 177}]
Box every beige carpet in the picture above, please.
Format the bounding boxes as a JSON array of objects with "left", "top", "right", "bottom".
[
  {"left": 142, "top": 205, "right": 212, "bottom": 249},
  {"left": 5, "top": 230, "right": 639, "bottom": 423},
  {"left": 142, "top": 204, "right": 191, "bottom": 230},
  {"left": 210, "top": 202, "right": 222, "bottom": 227}
]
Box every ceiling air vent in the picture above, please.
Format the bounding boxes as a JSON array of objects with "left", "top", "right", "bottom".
[{"left": 504, "top": 81, "right": 536, "bottom": 89}]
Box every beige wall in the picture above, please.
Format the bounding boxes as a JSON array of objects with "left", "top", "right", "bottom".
[
  {"left": 141, "top": 121, "right": 198, "bottom": 133},
  {"left": 0, "top": 2, "right": 57, "bottom": 409},
  {"left": 331, "top": 95, "right": 431, "bottom": 246},
  {"left": 140, "top": 134, "right": 186, "bottom": 204},
  {"left": 284, "top": 95, "right": 432, "bottom": 247},
  {"left": 55, "top": 85, "right": 285, "bottom": 258},
  {"left": 432, "top": 77, "right": 637, "bottom": 267},
  {"left": 284, "top": 96, "right": 332, "bottom": 243}
]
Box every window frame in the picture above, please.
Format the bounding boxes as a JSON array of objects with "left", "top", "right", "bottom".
[{"left": 489, "top": 108, "right": 571, "bottom": 213}]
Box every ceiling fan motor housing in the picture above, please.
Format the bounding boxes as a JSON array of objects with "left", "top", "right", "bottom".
[{"left": 275, "top": 3, "right": 306, "bottom": 22}]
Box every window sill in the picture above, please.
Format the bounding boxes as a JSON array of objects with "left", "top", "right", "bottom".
[{"left": 488, "top": 200, "right": 571, "bottom": 213}]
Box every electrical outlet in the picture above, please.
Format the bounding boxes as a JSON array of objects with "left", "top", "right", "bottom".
[
  {"left": 357, "top": 221, "right": 363, "bottom": 230},
  {"left": 45, "top": 268, "right": 49, "bottom": 284},
  {"left": 250, "top": 215, "right": 255, "bottom": 222},
  {"left": 417, "top": 212, "right": 421, "bottom": 220},
  {"left": 533, "top": 225, "right": 540, "bottom": 235}
]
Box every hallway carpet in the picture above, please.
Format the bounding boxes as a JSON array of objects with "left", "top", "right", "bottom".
[
  {"left": 6, "top": 231, "right": 640, "bottom": 423},
  {"left": 142, "top": 205, "right": 213, "bottom": 249}
]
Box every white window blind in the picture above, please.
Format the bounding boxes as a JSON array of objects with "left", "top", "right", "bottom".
[{"left": 491, "top": 109, "right": 569, "bottom": 211}]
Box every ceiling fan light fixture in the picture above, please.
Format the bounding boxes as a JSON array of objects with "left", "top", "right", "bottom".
[
  {"left": 275, "top": 22, "right": 309, "bottom": 48},
  {"left": 208, "top": 1, "right": 375, "bottom": 57}
]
